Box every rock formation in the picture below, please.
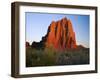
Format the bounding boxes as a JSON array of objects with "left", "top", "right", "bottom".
[
  {"left": 31, "top": 17, "right": 77, "bottom": 51},
  {"left": 42, "top": 17, "right": 77, "bottom": 50},
  {"left": 26, "top": 42, "right": 30, "bottom": 47}
]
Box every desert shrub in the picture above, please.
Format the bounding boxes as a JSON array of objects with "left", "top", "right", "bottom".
[
  {"left": 43, "top": 46, "right": 57, "bottom": 65},
  {"left": 26, "top": 47, "right": 45, "bottom": 67},
  {"left": 26, "top": 46, "right": 58, "bottom": 67},
  {"left": 26, "top": 46, "right": 89, "bottom": 67},
  {"left": 56, "top": 49, "right": 89, "bottom": 65}
]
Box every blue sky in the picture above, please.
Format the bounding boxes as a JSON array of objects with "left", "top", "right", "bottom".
[{"left": 25, "top": 12, "right": 89, "bottom": 48}]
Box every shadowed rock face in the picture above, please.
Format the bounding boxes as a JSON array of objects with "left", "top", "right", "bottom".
[
  {"left": 31, "top": 17, "right": 77, "bottom": 51},
  {"left": 26, "top": 42, "right": 30, "bottom": 47},
  {"left": 42, "top": 17, "right": 77, "bottom": 50}
]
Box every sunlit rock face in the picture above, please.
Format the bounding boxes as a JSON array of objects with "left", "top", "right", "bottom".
[{"left": 42, "top": 17, "right": 77, "bottom": 51}]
